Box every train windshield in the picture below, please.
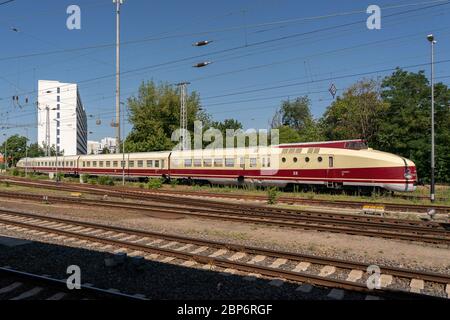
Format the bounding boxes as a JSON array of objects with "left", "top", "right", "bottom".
[{"left": 345, "top": 141, "right": 368, "bottom": 150}]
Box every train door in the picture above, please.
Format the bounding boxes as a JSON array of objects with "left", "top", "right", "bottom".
[{"left": 326, "top": 156, "right": 335, "bottom": 188}]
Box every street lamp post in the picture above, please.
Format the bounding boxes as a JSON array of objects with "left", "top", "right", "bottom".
[
  {"left": 2, "top": 133, "right": 7, "bottom": 173},
  {"left": 120, "top": 101, "right": 126, "bottom": 186},
  {"left": 24, "top": 128, "right": 29, "bottom": 178},
  {"left": 113, "top": 0, "right": 124, "bottom": 154},
  {"left": 427, "top": 34, "right": 437, "bottom": 202}
]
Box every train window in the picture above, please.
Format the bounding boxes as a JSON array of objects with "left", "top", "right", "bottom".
[
  {"left": 203, "top": 159, "right": 212, "bottom": 167},
  {"left": 161, "top": 160, "right": 165, "bottom": 169},
  {"left": 293, "top": 157, "right": 298, "bottom": 163},
  {"left": 250, "top": 158, "right": 257, "bottom": 168},
  {"left": 87, "top": 161, "right": 90, "bottom": 167},
  {"left": 138, "top": 160, "right": 144, "bottom": 168},
  {"left": 155, "top": 160, "right": 160, "bottom": 168},
  {"left": 318, "top": 157, "right": 323, "bottom": 163},
  {"left": 129, "top": 161, "right": 135, "bottom": 168},
  {"left": 345, "top": 141, "right": 368, "bottom": 150},
  {"left": 305, "top": 157, "right": 310, "bottom": 163},
  {"left": 106, "top": 161, "right": 111, "bottom": 167},
  {"left": 184, "top": 159, "right": 192, "bottom": 167},
  {"left": 240, "top": 157, "right": 245, "bottom": 169},
  {"left": 121, "top": 161, "right": 126, "bottom": 168},
  {"left": 147, "top": 160, "right": 153, "bottom": 168},
  {"left": 262, "top": 158, "right": 266, "bottom": 168},
  {"left": 282, "top": 157, "right": 287, "bottom": 163},
  {"left": 225, "top": 158, "right": 235, "bottom": 167},
  {"left": 214, "top": 159, "right": 223, "bottom": 167},
  {"left": 99, "top": 161, "right": 104, "bottom": 168},
  {"left": 194, "top": 159, "right": 202, "bottom": 167},
  {"left": 113, "top": 161, "right": 118, "bottom": 168},
  {"left": 93, "top": 161, "right": 97, "bottom": 167},
  {"left": 329, "top": 157, "right": 334, "bottom": 168},
  {"left": 82, "top": 162, "right": 85, "bottom": 168}
]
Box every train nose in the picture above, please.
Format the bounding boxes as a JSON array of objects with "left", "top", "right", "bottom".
[{"left": 403, "top": 161, "right": 418, "bottom": 192}]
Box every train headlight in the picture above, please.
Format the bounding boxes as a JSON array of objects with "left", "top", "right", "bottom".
[{"left": 404, "top": 170, "right": 412, "bottom": 180}]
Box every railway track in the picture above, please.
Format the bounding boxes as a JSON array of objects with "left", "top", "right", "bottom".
[
  {"left": 1, "top": 186, "right": 450, "bottom": 245},
  {"left": 0, "top": 208, "right": 448, "bottom": 300},
  {"left": 1, "top": 176, "right": 450, "bottom": 214},
  {"left": 0, "top": 266, "right": 147, "bottom": 300}
]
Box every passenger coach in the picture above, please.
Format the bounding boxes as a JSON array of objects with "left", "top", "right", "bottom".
[{"left": 17, "top": 139, "right": 418, "bottom": 193}]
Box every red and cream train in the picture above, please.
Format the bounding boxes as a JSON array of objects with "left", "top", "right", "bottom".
[{"left": 17, "top": 139, "right": 418, "bottom": 193}]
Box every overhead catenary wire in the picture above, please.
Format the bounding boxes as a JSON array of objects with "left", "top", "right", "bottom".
[{"left": 1, "top": 0, "right": 450, "bottom": 103}]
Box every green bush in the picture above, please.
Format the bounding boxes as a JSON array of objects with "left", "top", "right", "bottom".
[
  {"left": 267, "top": 187, "right": 279, "bottom": 205},
  {"left": 98, "top": 176, "right": 115, "bottom": 186},
  {"left": 80, "top": 174, "right": 90, "bottom": 184},
  {"left": 88, "top": 178, "right": 97, "bottom": 185},
  {"left": 12, "top": 168, "right": 19, "bottom": 176},
  {"left": 54, "top": 173, "right": 64, "bottom": 181},
  {"left": 147, "top": 178, "right": 163, "bottom": 189}
]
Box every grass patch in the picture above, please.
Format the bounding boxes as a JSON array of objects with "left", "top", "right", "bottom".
[
  {"left": 147, "top": 178, "right": 163, "bottom": 189},
  {"left": 98, "top": 176, "right": 115, "bottom": 186},
  {"left": 267, "top": 187, "right": 279, "bottom": 205}
]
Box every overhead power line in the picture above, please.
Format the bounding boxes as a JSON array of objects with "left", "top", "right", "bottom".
[
  {"left": 0, "top": 0, "right": 15, "bottom": 6},
  {"left": 2, "top": 0, "right": 448, "bottom": 103},
  {"left": 202, "top": 59, "right": 450, "bottom": 100},
  {"left": 0, "top": 0, "right": 448, "bottom": 63}
]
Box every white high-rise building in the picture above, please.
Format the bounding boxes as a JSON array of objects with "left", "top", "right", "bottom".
[
  {"left": 87, "top": 141, "right": 102, "bottom": 155},
  {"left": 87, "top": 137, "right": 118, "bottom": 155},
  {"left": 101, "top": 137, "right": 118, "bottom": 153},
  {"left": 37, "top": 80, "right": 88, "bottom": 155}
]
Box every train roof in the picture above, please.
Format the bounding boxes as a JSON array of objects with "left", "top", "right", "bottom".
[{"left": 277, "top": 139, "right": 366, "bottom": 150}]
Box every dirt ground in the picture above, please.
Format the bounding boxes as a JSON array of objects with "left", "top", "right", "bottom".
[{"left": 0, "top": 196, "right": 448, "bottom": 275}]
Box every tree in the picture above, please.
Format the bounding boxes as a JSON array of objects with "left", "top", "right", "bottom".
[
  {"left": 277, "top": 126, "right": 301, "bottom": 144},
  {"left": 1, "top": 135, "right": 26, "bottom": 167},
  {"left": 280, "top": 96, "right": 314, "bottom": 131},
  {"left": 124, "top": 81, "right": 205, "bottom": 152},
  {"left": 374, "top": 69, "right": 450, "bottom": 183},
  {"left": 322, "top": 79, "right": 389, "bottom": 142},
  {"left": 1, "top": 137, "right": 46, "bottom": 168},
  {"left": 271, "top": 96, "right": 325, "bottom": 143},
  {"left": 27, "top": 143, "right": 45, "bottom": 158},
  {"left": 101, "top": 146, "right": 111, "bottom": 154},
  {"left": 210, "top": 119, "right": 243, "bottom": 134}
]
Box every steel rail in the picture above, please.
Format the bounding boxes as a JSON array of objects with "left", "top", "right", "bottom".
[
  {"left": 0, "top": 209, "right": 447, "bottom": 299},
  {"left": 1, "top": 208, "right": 449, "bottom": 285},
  {"left": 0, "top": 190, "right": 445, "bottom": 231},
  {"left": 0, "top": 267, "right": 147, "bottom": 300},
  {"left": 1, "top": 176, "right": 449, "bottom": 214},
  {"left": 0, "top": 191, "right": 449, "bottom": 244}
]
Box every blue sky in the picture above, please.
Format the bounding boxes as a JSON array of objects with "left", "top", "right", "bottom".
[{"left": 0, "top": 0, "right": 449, "bottom": 145}]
